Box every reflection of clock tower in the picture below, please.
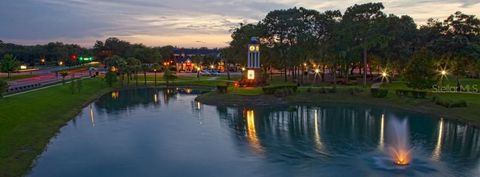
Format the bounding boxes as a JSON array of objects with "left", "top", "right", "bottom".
[{"left": 240, "top": 37, "right": 266, "bottom": 87}]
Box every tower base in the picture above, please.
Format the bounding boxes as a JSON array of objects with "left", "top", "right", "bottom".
[{"left": 239, "top": 68, "right": 266, "bottom": 87}]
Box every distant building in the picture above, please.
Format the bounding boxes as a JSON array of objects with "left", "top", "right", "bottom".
[{"left": 172, "top": 48, "right": 222, "bottom": 72}]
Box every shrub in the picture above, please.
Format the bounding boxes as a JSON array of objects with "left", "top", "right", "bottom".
[
  {"left": 395, "top": 89, "right": 410, "bottom": 97},
  {"left": 371, "top": 88, "right": 389, "bottom": 98},
  {"left": 411, "top": 90, "right": 427, "bottom": 99},
  {"left": 274, "top": 88, "right": 294, "bottom": 97},
  {"left": 217, "top": 85, "right": 228, "bottom": 94},
  {"left": 434, "top": 97, "right": 467, "bottom": 108},
  {"left": 349, "top": 87, "right": 364, "bottom": 95},
  {"left": 395, "top": 89, "right": 427, "bottom": 99},
  {"left": 318, "top": 87, "right": 327, "bottom": 94},
  {"left": 306, "top": 87, "right": 312, "bottom": 93},
  {"left": 105, "top": 71, "right": 117, "bottom": 87},
  {"left": 263, "top": 85, "right": 297, "bottom": 95},
  {"left": 328, "top": 87, "right": 336, "bottom": 93}
]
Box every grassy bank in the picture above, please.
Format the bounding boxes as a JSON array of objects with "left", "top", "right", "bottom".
[
  {"left": 0, "top": 78, "right": 112, "bottom": 177},
  {"left": 197, "top": 84, "right": 480, "bottom": 126}
]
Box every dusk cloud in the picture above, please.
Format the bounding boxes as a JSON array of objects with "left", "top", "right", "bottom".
[{"left": 0, "top": 0, "right": 479, "bottom": 48}]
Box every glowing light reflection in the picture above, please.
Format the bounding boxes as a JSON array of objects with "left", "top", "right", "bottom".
[
  {"left": 379, "top": 114, "right": 385, "bottom": 150},
  {"left": 246, "top": 110, "right": 263, "bottom": 154},
  {"left": 89, "top": 104, "right": 95, "bottom": 127},
  {"left": 314, "top": 109, "right": 323, "bottom": 150},
  {"left": 433, "top": 118, "right": 444, "bottom": 160}
]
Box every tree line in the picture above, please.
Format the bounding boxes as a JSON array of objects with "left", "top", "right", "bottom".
[
  {"left": 223, "top": 2, "right": 480, "bottom": 88},
  {"left": 0, "top": 38, "right": 175, "bottom": 66}
]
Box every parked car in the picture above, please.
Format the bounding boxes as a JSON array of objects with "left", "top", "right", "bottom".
[
  {"left": 200, "top": 70, "right": 211, "bottom": 76},
  {"left": 209, "top": 70, "right": 220, "bottom": 76}
]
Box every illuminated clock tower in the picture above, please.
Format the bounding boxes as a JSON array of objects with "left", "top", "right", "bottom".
[{"left": 240, "top": 37, "right": 265, "bottom": 86}]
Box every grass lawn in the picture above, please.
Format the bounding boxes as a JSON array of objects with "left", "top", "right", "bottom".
[{"left": 0, "top": 78, "right": 111, "bottom": 177}]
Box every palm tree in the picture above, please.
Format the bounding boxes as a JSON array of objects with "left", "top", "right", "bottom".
[
  {"left": 126, "top": 57, "right": 142, "bottom": 86},
  {"left": 152, "top": 63, "right": 160, "bottom": 86},
  {"left": 142, "top": 64, "right": 150, "bottom": 85}
]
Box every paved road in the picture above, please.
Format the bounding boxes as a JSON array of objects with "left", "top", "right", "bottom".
[{"left": 5, "top": 68, "right": 93, "bottom": 93}]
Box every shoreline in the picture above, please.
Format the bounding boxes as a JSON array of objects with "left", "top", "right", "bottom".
[{"left": 195, "top": 91, "right": 480, "bottom": 127}]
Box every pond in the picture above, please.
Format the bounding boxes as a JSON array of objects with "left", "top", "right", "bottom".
[{"left": 28, "top": 88, "right": 480, "bottom": 177}]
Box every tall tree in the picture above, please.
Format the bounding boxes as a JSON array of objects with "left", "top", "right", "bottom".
[
  {"left": 0, "top": 54, "right": 20, "bottom": 78},
  {"left": 341, "top": 2, "right": 387, "bottom": 86}
]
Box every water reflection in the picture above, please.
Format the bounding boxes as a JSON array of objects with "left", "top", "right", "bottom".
[
  {"left": 89, "top": 104, "right": 95, "bottom": 127},
  {"left": 245, "top": 110, "right": 263, "bottom": 154},
  {"left": 217, "top": 105, "right": 480, "bottom": 174},
  {"left": 29, "top": 88, "right": 480, "bottom": 177},
  {"left": 378, "top": 114, "right": 385, "bottom": 150},
  {"left": 96, "top": 88, "right": 206, "bottom": 114}
]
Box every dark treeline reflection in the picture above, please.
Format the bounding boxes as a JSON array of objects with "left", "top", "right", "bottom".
[
  {"left": 216, "top": 105, "right": 480, "bottom": 170},
  {"left": 94, "top": 88, "right": 204, "bottom": 115}
]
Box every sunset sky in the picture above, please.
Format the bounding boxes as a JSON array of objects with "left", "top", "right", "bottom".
[{"left": 1, "top": 0, "right": 479, "bottom": 48}]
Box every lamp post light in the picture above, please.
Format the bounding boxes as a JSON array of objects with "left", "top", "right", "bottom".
[
  {"left": 439, "top": 69, "right": 448, "bottom": 88},
  {"left": 381, "top": 71, "right": 389, "bottom": 83},
  {"left": 196, "top": 66, "right": 200, "bottom": 79},
  {"left": 154, "top": 69, "right": 157, "bottom": 86},
  {"left": 314, "top": 68, "right": 320, "bottom": 83}
]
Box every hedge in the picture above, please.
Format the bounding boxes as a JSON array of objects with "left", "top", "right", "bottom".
[
  {"left": 371, "top": 88, "right": 389, "bottom": 98},
  {"left": 217, "top": 85, "right": 228, "bottom": 93},
  {"left": 432, "top": 96, "right": 468, "bottom": 108},
  {"left": 263, "top": 85, "right": 298, "bottom": 95},
  {"left": 395, "top": 89, "right": 427, "bottom": 99}
]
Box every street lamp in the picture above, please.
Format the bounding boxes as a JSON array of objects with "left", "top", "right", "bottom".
[
  {"left": 441, "top": 70, "right": 447, "bottom": 76},
  {"left": 153, "top": 68, "right": 157, "bottom": 86},
  {"left": 382, "top": 72, "right": 388, "bottom": 78}
]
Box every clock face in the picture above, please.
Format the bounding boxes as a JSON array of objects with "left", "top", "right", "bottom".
[{"left": 249, "top": 45, "right": 255, "bottom": 52}]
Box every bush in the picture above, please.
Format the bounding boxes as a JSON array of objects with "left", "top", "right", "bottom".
[
  {"left": 349, "top": 87, "right": 364, "bottom": 95},
  {"left": 328, "top": 87, "right": 337, "bottom": 93},
  {"left": 395, "top": 89, "right": 410, "bottom": 97},
  {"left": 395, "top": 89, "right": 427, "bottom": 99},
  {"left": 371, "top": 88, "right": 389, "bottom": 98},
  {"left": 318, "top": 87, "right": 327, "bottom": 94},
  {"left": 434, "top": 97, "right": 467, "bottom": 108},
  {"left": 411, "top": 90, "right": 427, "bottom": 99},
  {"left": 217, "top": 85, "right": 228, "bottom": 94},
  {"left": 105, "top": 71, "right": 117, "bottom": 87},
  {"left": 274, "top": 88, "right": 294, "bottom": 97},
  {"left": 263, "top": 85, "right": 297, "bottom": 95},
  {"left": 306, "top": 87, "right": 312, "bottom": 93}
]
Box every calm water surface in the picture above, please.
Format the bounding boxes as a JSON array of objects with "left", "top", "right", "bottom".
[{"left": 28, "top": 88, "right": 480, "bottom": 177}]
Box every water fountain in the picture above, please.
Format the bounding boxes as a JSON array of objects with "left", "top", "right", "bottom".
[{"left": 387, "top": 117, "right": 411, "bottom": 166}]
